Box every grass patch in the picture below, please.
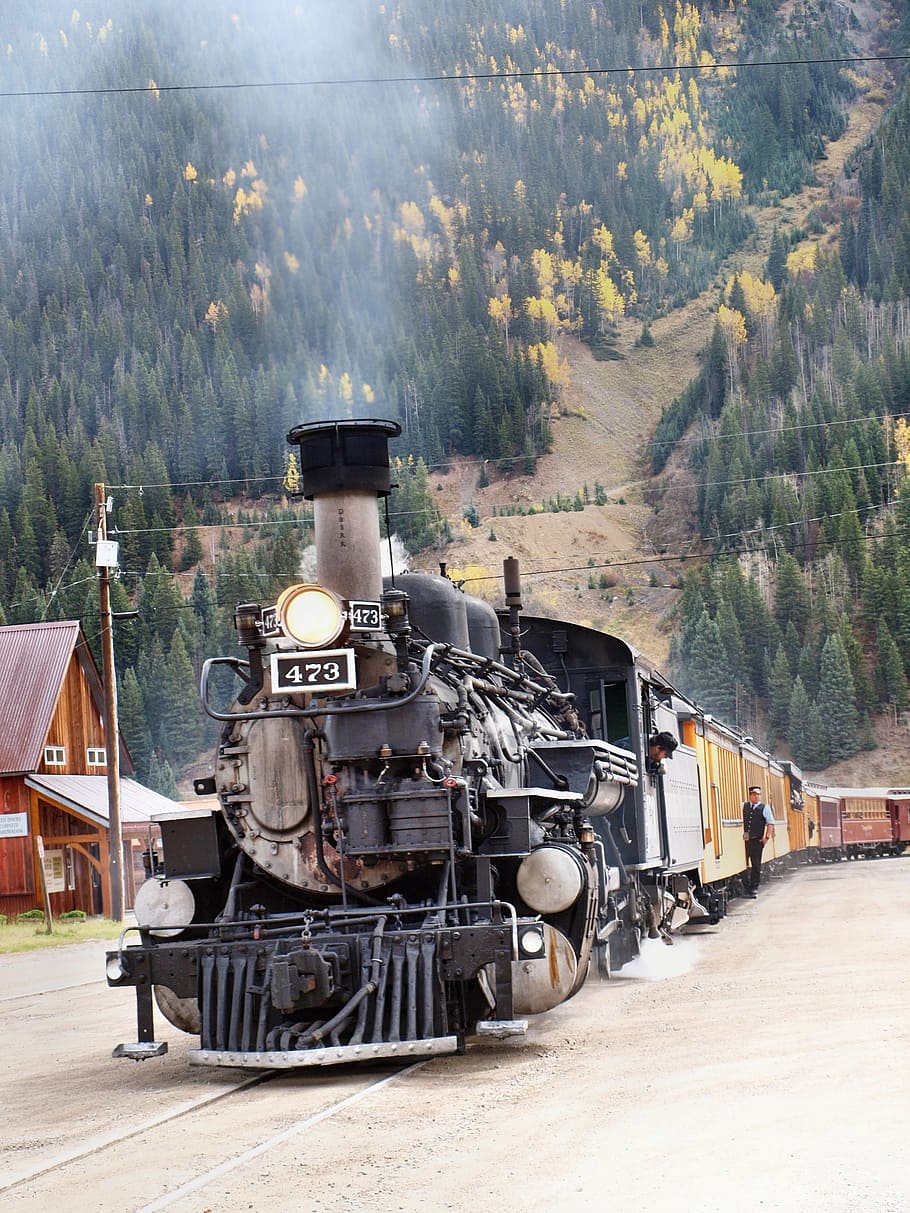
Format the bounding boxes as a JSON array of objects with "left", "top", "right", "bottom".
[{"left": 0, "top": 917, "right": 122, "bottom": 954}]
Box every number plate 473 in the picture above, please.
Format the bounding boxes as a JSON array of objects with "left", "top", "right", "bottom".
[{"left": 270, "top": 649, "right": 356, "bottom": 694}]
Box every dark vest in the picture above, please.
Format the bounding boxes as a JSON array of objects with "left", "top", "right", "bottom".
[{"left": 743, "top": 802, "right": 767, "bottom": 839}]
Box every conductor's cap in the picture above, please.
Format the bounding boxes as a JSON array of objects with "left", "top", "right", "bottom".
[{"left": 748, "top": 786, "right": 762, "bottom": 794}]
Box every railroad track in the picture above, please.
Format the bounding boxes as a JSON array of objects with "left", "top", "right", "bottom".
[{"left": 0, "top": 1051, "right": 424, "bottom": 1211}]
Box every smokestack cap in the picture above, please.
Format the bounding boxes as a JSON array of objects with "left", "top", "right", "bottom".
[{"left": 287, "top": 418, "right": 401, "bottom": 499}]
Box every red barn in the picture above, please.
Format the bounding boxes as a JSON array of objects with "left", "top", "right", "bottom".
[{"left": 0, "top": 620, "right": 180, "bottom": 918}]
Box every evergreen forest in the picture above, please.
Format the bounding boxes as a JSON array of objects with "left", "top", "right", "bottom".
[{"left": 0, "top": 0, "right": 909, "bottom": 789}]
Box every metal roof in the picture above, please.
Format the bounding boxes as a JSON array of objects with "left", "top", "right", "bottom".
[
  {"left": 24, "top": 774, "right": 192, "bottom": 829},
  {"left": 0, "top": 621, "right": 88, "bottom": 774},
  {"left": 824, "top": 786, "right": 910, "bottom": 799}
]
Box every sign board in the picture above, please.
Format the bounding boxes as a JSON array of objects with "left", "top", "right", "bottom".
[
  {"left": 261, "top": 604, "right": 281, "bottom": 636},
  {"left": 348, "top": 600, "right": 382, "bottom": 632},
  {"left": 270, "top": 648, "right": 356, "bottom": 694},
  {"left": 0, "top": 813, "right": 28, "bottom": 838},
  {"left": 42, "top": 849, "right": 66, "bottom": 894}
]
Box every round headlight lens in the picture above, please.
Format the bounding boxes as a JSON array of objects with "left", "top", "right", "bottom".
[
  {"left": 519, "top": 926, "right": 546, "bottom": 956},
  {"left": 276, "top": 584, "right": 346, "bottom": 648},
  {"left": 106, "top": 954, "right": 127, "bottom": 982}
]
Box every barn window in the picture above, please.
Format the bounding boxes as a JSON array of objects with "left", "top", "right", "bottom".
[
  {"left": 44, "top": 745, "right": 66, "bottom": 766},
  {"left": 87, "top": 747, "right": 107, "bottom": 767}
]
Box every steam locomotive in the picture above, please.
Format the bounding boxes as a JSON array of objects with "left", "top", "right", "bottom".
[{"left": 105, "top": 418, "right": 797, "bottom": 1068}]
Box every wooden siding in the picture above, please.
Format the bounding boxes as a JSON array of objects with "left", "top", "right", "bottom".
[
  {"left": 0, "top": 776, "right": 31, "bottom": 901},
  {"left": 39, "top": 655, "right": 107, "bottom": 776}
]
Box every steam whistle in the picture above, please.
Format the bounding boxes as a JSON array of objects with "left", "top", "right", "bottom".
[{"left": 503, "top": 556, "right": 523, "bottom": 668}]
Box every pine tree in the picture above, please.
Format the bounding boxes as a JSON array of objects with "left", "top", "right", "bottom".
[
  {"left": 873, "top": 621, "right": 909, "bottom": 714},
  {"left": 147, "top": 752, "right": 180, "bottom": 800},
  {"left": 804, "top": 704, "right": 830, "bottom": 770},
  {"left": 119, "top": 667, "right": 151, "bottom": 782},
  {"left": 768, "top": 645, "right": 791, "bottom": 740},
  {"left": 689, "top": 611, "right": 737, "bottom": 723},
  {"left": 160, "top": 631, "right": 205, "bottom": 766},
  {"left": 787, "top": 677, "right": 811, "bottom": 763},
  {"left": 816, "top": 634, "right": 859, "bottom": 761},
  {"left": 766, "top": 226, "right": 787, "bottom": 290}
]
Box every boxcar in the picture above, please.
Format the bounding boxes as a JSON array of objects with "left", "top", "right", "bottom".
[{"left": 886, "top": 789, "right": 910, "bottom": 853}]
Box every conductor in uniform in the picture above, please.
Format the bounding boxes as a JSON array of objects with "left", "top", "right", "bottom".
[{"left": 742, "top": 786, "right": 774, "bottom": 897}]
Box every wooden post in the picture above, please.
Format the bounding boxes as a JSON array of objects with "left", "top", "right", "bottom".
[
  {"left": 95, "top": 483, "right": 124, "bottom": 923},
  {"left": 35, "top": 836, "right": 53, "bottom": 933}
]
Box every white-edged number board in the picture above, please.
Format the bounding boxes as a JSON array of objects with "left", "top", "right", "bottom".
[
  {"left": 270, "top": 648, "right": 356, "bottom": 694},
  {"left": 348, "top": 600, "right": 382, "bottom": 631}
]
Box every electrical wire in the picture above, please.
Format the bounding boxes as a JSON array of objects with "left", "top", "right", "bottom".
[{"left": 0, "top": 52, "right": 906, "bottom": 101}]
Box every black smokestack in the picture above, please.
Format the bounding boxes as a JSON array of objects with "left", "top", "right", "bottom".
[{"left": 287, "top": 418, "right": 401, "bottom": 603}]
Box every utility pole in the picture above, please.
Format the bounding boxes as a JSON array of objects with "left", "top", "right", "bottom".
[{"left": 95, "top": 483, "right": 124, "bottom": 922}]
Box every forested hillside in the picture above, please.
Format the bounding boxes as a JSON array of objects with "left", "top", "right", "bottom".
[{"left": 0, "top": 0, "right": 907, "bottom": 789}]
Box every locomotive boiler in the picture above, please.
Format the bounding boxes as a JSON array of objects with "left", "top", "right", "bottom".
[{"left": 107, "top": 418, "right": 660, "bottom": 1067}]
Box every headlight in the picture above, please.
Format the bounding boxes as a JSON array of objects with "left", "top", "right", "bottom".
[
  {"left": 518, "top": 925, "right": 546, "bottom": 957},
  {"left": 106, "top": 954, "right": 128, "bottom": 982},
  {"left": 276, "top": 584, "right": 346, "bottom": 648}
]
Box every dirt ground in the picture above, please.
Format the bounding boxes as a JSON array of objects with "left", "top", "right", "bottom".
[{"left": 1, "top": 858, "right": 908, "bottom": 1213}]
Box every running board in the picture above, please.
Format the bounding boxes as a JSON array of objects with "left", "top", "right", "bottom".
[{"left": 187, "top": 1036, "right": 460, "bottom": 1068}]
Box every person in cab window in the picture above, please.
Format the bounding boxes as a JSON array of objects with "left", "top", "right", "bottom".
[
  {"left": 742, "top": 786, "right": 774, "bottom": 897},
  {"left": 647, "top": 731, "right": 678, "bottom": 775}
]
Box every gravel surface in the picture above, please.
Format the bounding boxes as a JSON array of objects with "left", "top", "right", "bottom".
[{"left": 2, "top": 859, "right": 908, "bottom": 1212}]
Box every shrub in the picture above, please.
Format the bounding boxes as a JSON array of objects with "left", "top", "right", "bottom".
[{"left": 18, "top": 909, "right": 45, "bottom": 920}]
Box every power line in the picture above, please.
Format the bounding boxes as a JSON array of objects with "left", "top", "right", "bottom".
[
  {"left": 695, "top": 458, "right": 903, "bottom": 490},
  {"left": 656, "top": 410, "right": 910, "bottom": 452},
  {"left": 0, "top": 52, "right": 906, "bottom": 101},
  {"left": 8, "top": 496, "right": 906, "bottom": 616}
]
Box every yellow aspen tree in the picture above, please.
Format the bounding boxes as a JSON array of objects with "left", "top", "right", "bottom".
[
  {"left": 718, "top": 304, "right": 747, "bottom": 392},
  {"left": 787, "top": 245, "right": 817, "bottom": 275},
  {"left": 670, "top": 211, "right": 692, "bottom": 260},
  {"left": 525, "top": 295, "right": 560, "bottom": 337},
  {"left": 532, "top": 248, "right": 558, "bottom": 298},
  {"left": 283, "top": 451, "right": 301, "bottom": 495},
  {"left": 894, "top": 418, "right": 910, "bottom": 472},
  {"left": 183, "top": 163, "right": 198, "bottom": 183},
  {"left": 591, "top": 267, "right": 625, "bottom": 333},
  {"left": 488, "top": 295, "right": 513, "bottom": 348},
  {"left": 737, "top": 271, "right": 777, "bottom": 357},
  {"left": 528, "top": 341, "right": 571, "bottom": 392},
  {"left": 592, "top": 223, "right": 616, "bottom": 261}
]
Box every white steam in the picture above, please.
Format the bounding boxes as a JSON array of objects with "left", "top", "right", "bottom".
[
  {"left": 618, "top": 935, "right": 700, "bottom": 981},
  {"left": 297, "top": 534, "right": 411, "bottom": 583}
]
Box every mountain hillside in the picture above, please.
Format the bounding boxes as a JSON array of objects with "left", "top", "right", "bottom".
[
  {"left": 2, "top": 0, "right": 909, "bottom": 793},
  {"left": 431, "top": 10, "right": 893, "bottom": 655},
  {"left": 426, "top": 1, "right": 910, "bottom": 787}
]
